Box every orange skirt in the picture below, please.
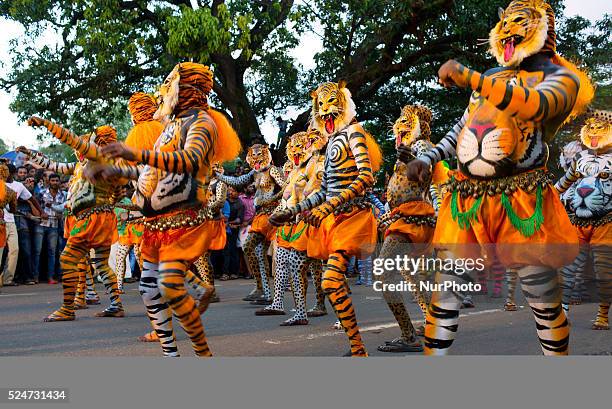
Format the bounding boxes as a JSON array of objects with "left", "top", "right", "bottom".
[
  {"left": 141, "top": 217, "right": 216, "bottom": 264},
  {"left": 576, "top": 223, "right": 612, "bottom": 245},
  {"left": 68, "top": 211, "right": 118, "bottom": 248},
  {"left": 208, "top": 219, "right": 227, "bottom": 251},
  {"left": 250, "top": 213, "right": 276, "bottom": 242},
  {"left": 277, "top": 220, "right": 309, "bottom": 252},
  {"left": 433, "top": 175, "right": 578, "bottom": 269},
  {"left": 64, "top": 215, "right": 75, "bottom": 239},
  {"left": 306, "top": 207, "right": 377, "bottom": 260},
  {"left": 118, "top": 222, "right": 144, "bottom": 247},
  {"left": 386, "top": 201, "right": 436, "bottom": 244}
]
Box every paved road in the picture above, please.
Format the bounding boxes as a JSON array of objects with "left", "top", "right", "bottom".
[{"left": 1, "top": 278, "right": 610, "bottom": 356}]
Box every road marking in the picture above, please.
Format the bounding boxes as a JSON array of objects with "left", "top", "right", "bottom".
[
  {"left": 263, "top": 308, "right": 507, "bottom": 345},
  {"left": 0, "top": 292, "right": 38, "bottom": 297}
]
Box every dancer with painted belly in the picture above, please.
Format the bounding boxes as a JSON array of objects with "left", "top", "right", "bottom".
[
  {"left": 20, "top": 125, "right": 126, "bottom": 321},
  {"left": 85, "top": 62, "right": 240, "bottom": 356},
  {"left": 555, "top": 108, "right": 612, "bottom": 330},
  {"left": 404, "top": 0, "right": 594, "bottom": 355},
  {"left": 215, "top": 144, "right": 286, "bottom": 304},
  {"left": 259, "top": 129, "right": 329, "bottom": 325},
  {"left": 271, "top": 80, "right": 382, "bottom": 356}
]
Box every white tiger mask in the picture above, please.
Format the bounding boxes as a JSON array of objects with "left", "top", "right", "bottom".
[{"left": 571, "top": 152, "right": 611, "bottom": 218}]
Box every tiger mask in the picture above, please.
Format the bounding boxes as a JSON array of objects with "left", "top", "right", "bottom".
[
  {"left": 212, "top": 161, "right": 224, "bottom": 175},
  {"left": 246, "top": 144, "right": 272, "bottom": 171},
  {"left": 286, "top": 132, "right": 308, "bottom": 167},
  {"left": 393, "top": 105, "right": 432, "bottom": 149},
  {"left": 489, "top": 0, "right": 555, "bottom": 67},
  {"left": 580, "top": 109, "right": 612, "bottom": 152},
  {"left": 310, "top": 80, "right": 356, "bottom": 137}
]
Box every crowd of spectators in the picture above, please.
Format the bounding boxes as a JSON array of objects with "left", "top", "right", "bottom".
[{"left": 1, "top": 159, "right": 387, "bottom": 288}]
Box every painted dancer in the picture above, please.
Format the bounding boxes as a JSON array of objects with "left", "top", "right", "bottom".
[
  {"left": 555, "top": 108, "right": 611, "bottom": 329},
  {"left": 86, "top": 63, "right": 240, "bottom": 356},
  {"left": 271, "top": 80, "right": 382, "bottom": 356},
  {"left": 215, "top": 144, "right": 286, "bottom": 304},
  {"left": 258, "top": 129, "right": 328, "bottom": 325},
  {"left": 20, "top": 125, "right": 126, "bottom": 322},
  {"left": 376, "top": 105, "right": 445, "bottom": 353},
  {"left": 404, "top": 0, "right": 594, "bottom": 355}
]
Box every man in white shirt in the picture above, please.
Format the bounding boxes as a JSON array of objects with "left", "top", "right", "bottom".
[{"left": 1, "top": 164, "right": 43, "bottom": 286}]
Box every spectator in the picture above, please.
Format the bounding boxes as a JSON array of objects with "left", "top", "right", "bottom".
[
  {"left": 222, "top": 186, "right": 244, "bottom": 281},
  {"left": 237, "top": 184, "right": 256, "bottom": 277},
  {"left": 275, "top": 116, "right": 289, "bottom": 147},
  {"left": 16, "top": 166, "right": 28, "bottom": 181},
  {"left": 1, "top": 164, "right": 43, "bottom": 286},
  {"left": 33, "top": 173, "right": 66, "bottom": 284}
]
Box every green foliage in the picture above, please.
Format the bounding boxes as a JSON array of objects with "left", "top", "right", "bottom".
[
  {"left": 1, "top": 0, "right": 610, "bottom": 171},
  {"left": 0, "top": 138, "right": 10, "bottom": 155}
]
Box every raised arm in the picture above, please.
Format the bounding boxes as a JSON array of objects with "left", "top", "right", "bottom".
[
  {"left": 440, "top": 60, "right": 579, "bottom": 123},
  {"left": 23, "top": 149, "right": 76, "bottom": 175},
  {"left": 27, "top": 116, "right": 109, "bottom": 162},
  {"left": 207, "top": 181, "right": 228, "bottom": 214},
  {"left": 554, "top": 159, "right": 580, "bottom": 194}
]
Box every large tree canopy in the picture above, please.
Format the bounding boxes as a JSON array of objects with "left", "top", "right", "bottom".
[
  {"left": 1, "top": 0, "right": 301, "bottom": 145},
  {"left": 1, "top": 0, "right": 610, "bottom": 169}
]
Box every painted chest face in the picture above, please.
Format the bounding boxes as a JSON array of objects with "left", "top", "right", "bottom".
[
  {"left": 456, "top": 69, "right": 547, "bottom": 178},
  {"left": 571, "top": 152, "right": 612, "bottom": 219},
  {"left": 136, "top": 118, "right": 198, "bottom": 213}
]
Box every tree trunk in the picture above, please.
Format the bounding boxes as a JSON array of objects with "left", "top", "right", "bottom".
[{"left": 211, "top": 54, "right": 262, "bottom": 150}]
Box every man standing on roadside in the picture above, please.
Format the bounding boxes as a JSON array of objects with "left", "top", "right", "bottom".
[{"left": 33, "top": 173, "right": 66, "bottom": 284}]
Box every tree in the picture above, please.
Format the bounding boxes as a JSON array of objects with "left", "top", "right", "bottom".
[
  {"left": 1, "top": 0, "right": 609, "bottom": 161},
  {"left": 0, "top": 0, "right": 301, "bottom": 146},
  {"left": 0, "top": 137, "right": 9, "bottom": 155}
]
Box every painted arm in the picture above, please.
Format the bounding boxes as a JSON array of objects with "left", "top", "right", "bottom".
[
  {"left": 554, "top": 160, "right": 580, "bottom": 193},
  {"left": 216, "top": 170, "right": 255, "bottom": 189},
  {"left": 30, "top": 117, "right": 104, "bottom": 161},
  {"left": 416, "top": 108, "right": 468, "bottom": 167},
  {"left": 443, "top": 61, "right": 579, "bottom": 122},
  {"left": 325, "top": 128, "right": 374, "bottom": 209},
  {"left": 269, "top": 166, "right": 287, "bottom": 190},
  {"left": 135, "top": 117, "right": 213, "bottom": 174},
  {"left": 208, "top": 181, "right": 228, "bottom": 214},
  {"left": 27, "top": 150, "right": 76, "bottom": 175}
]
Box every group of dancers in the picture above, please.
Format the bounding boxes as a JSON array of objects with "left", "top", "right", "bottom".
[{"left": 1, "top": 0, "right": 609, "bottom": 357}]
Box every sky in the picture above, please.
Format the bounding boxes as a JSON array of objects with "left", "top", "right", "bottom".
[{"left": 0, "top": 0, "right": 609, "bottom": 150}]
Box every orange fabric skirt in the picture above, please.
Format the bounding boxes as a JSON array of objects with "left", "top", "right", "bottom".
[
  {"left": 250, "top": 213, "right": 276, "bottom": 242},
  {"left": 277, "top": 220, "right": 309, "bottom": 252},
  {"left": 306, "top": 207, "right": 377, "bottom": 260},
  {"left": 64, "top": 215, "right": 75, "bottom": 240},
  {"left": 68, "top": 211, "right": 118, "bottom": 248},
  {"left": 386, "top": 201, "right": 436, "bottom": 244},
  {"left": 141, "top": 208, "right": 216, "bottom": 264},
  {"left": 576, "top": 223, "right": 612, "bottom": 245},
  {"left": 208, "top": 219, "right": 227, "bottom": 251},
  {"left": 433, "top": 174, "right": 578, "bottom": 269},
  {"left": 118, "top": 222, "right": 144, "bottom": 247}
]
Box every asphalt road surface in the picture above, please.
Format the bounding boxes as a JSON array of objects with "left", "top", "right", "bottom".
[{"left": 1, "top": 278, "right": 610, "bottom": 356}]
